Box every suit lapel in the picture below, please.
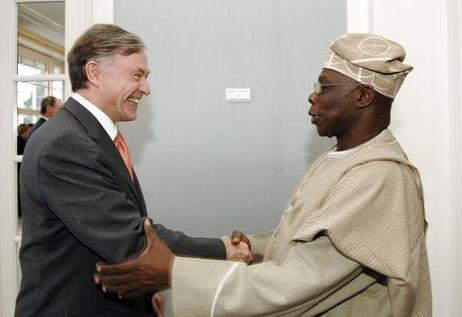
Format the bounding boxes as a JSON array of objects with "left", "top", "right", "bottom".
[
  {"left": 63, "top": 98, "right": 146, "bottom": 214},
  {"left": 38, "top": 117, "right": 47, "bottom": 126},
  {"left": 98, "top": 131, "right": 146, "bottom": 212}
]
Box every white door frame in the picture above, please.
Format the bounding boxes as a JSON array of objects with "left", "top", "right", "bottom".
[
  {"left": 447, "top": 1, "right": 462, "bottom": 316},
  {"left": 0, "top": 1, "right": 113, "bottom": 315},
  {"left": 0, "top": 2, "right": 20, "bottom": 316}
]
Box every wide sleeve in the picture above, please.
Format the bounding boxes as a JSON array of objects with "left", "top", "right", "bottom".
[
  {"left": 248, "top": 231, "right": 273, "bottom": 263},
  {"left": 292, "top": 160, "right": 429, "bottom": 316},
  {"left": 171, "top": 236, "right": 363, "bottom": 317},
  {"left": 293, "top": 160, "right": 426, "bottom": 282},
  {"left": 38, "top": 132, "right": 147, "bottom": 263}
]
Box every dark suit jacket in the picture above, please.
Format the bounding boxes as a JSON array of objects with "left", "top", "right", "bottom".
[
  {"left": 26, "top": 117, "right": 47, "bottom": 141},
  {"left": 17, "top": 135, "right": 27, "bottom": 217},
  {"left": 17, "top": 135, "right": 27, "bottom": 155},
  {"left": 15, "top": 97, "right": 225, "bottom": 317}
]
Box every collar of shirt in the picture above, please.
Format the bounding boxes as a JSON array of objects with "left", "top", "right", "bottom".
[
  {"left": 327, "top": 129, "right": 390, "bottom": 159},
  {"left": 39, "top": 115, "right": 48, "bottom": 121},
  {"left": 71, "top": 93, "right": 118, "bottom": 141}
]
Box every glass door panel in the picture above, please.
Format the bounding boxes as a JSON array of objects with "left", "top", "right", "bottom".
[{"left": 15, "top": 1, "right": 65, "bottom": 236}]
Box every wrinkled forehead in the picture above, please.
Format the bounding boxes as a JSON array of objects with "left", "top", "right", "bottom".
[{"left": 101, "top": 51, "right": 150, "bottom": 74}]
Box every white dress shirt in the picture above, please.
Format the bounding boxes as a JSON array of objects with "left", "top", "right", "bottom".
[{"left": 71, "top": 93, "right": 118, "bottom": 141}]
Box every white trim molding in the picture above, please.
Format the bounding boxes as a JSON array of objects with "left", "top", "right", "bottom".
[
  {"left": 0, "top": 0, "right": 17, "bottom": 316},
  {"left": 12, "top": 74, "right": 66, "bottom": 82},
  {"left": 0, "top": 1, "right": 20, "bottom": 316},
  {"left": 18, "top": 38, "right": 64, "bottom": 62},
  {"left": 346, "top": 0, "right": 373, "bottom": 33},
  {"left": 65, "top": 0, "right": 114, "bottom": 97},
  {"left": 447, "top": 0, "right": 462, "bottom": 316},
  {"left": 15, "top": 0, "right": 63, "bottom": 3},
  {"left": 18, "top": 3, "right": 64, "bottom": 44}
]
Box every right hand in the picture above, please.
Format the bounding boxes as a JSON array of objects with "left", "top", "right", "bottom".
[
  {"left": 230, "top": 230, "right": 251, "bottom": 249},
  {"left": 221, "top": 230, "right": 253, "bottom": 264}
]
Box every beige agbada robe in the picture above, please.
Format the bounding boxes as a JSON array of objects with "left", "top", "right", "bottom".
[{"left": 172, "top": 129, "right": 431, "bottom": 317}]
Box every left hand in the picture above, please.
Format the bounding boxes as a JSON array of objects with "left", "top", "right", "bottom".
[
  {"left": 221, "top": 232, "right": 253, "bottom": 265},
  {"left": 94, "top": 218, "right": 174, "bottom": 299}
]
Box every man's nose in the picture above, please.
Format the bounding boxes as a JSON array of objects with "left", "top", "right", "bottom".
[
  {"left": 308, "top": 91, "right": 317, "bottom": 105},
  {"left": 140, "top": 78, "right": 151, "bottom": 96},
  {"left": 307, "top": 92, "right": 318, "bottom": 116}
]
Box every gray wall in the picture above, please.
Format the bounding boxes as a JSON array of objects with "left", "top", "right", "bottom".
[{"left": 114, "top": 0, "right": 346, "bottom": 237}]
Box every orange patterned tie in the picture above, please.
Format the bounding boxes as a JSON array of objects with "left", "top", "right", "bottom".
[{"left": 113, "top": 130, "right": 134, "bottom": 180}]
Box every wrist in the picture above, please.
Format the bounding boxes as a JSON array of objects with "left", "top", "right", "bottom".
[{"left": 220, "top": 236, "right": 231, "bottom": 259}]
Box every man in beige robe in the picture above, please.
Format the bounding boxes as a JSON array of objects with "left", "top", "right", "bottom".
[{"left": 95, "top": 33, "right": 432, "bottom": 317}]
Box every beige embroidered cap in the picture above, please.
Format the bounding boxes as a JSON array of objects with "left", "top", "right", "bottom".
[{"left": 324, "top": 33, "right": 413, "bottom": 99}]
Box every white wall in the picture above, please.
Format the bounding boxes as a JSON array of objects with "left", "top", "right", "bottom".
[
  {"left": 114, "top": 0, "right": 346, "bottom": 237},
  {"left": 114, "top": 3, "right": 345, "bottom": 315},
  {"left": 348, "top": 0, "right": 462, "bottom": 316}
]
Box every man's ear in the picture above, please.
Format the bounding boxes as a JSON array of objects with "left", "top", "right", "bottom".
[
  {"left": 85, "top": 60, "right": 101, "bottom": 87},
  {"left": 357, "top": 85, "right": 375, "bottom": 108}
]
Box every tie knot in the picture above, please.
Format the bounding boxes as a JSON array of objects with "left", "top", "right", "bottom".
[
  {"left": 113, "top": 130, "right": 134, "bottom": 180},
  {"left": 114, "top": 131, "right": 124, "bottom": 143}
]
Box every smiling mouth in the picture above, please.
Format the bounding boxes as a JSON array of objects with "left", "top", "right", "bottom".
[{"left": 127, "top": 97, "right": 140, "bottom": 105}]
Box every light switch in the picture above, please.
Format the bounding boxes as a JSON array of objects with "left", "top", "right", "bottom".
[
  {"left": 225, "top": 88, "right": 251, "bottom": 103},
  {"left": 225, "top": 89, "right": 239, "bottom": 101}
]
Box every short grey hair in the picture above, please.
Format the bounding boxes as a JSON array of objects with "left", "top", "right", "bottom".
[{"left": 67, "top": 24, "right": 145, "bottom": 92}]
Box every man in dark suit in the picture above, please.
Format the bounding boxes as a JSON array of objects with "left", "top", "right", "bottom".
[
  {"left": 16, "top": 123, "right": 30, "bottom": 218},
  {"left": 27, "top": 95, "right": 63, "bottom": 140},
  {"left": 15, "top": 24, "right": 251, "bottom": 317},
  {"left": 16, "top": 123, "right": 29, "bottom": 155}
]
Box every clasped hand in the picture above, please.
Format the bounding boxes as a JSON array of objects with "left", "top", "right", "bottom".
[
  {"left": 221, "top": 230, "right": 253, "bottom": 264},
  {"left": 94, "top": 218, "right": 252, "bottom": 299}
]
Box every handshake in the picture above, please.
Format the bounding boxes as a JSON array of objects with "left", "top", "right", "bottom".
[{"left": 94, "top": 219, "right": 252, "bottom": 299}]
